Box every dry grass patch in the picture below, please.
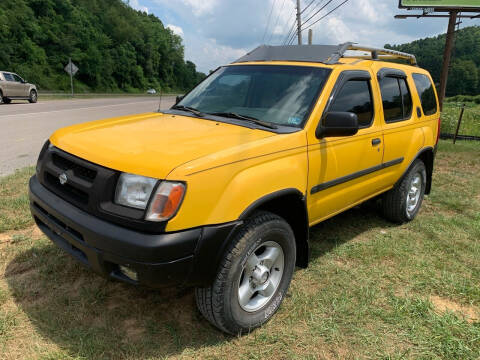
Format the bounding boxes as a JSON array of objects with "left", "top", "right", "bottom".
[{"left": 431, "top": 295, "right": 479, "bottom": 323}]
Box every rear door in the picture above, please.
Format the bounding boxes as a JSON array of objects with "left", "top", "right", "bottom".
[
  {"left": 2, "top": 73, "right": 15, "bottom": 96},
  {"left": 307, "top": 69, "right": 385, "bottom": 224}
]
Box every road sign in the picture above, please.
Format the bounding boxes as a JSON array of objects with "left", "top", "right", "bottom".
[
  {"left": 64, "top": 60, "right": 79, "bottom": 76},
  {"left": 400, "top": 0, "right": 480, "bottom": 9},
  {"left": 64, "top": 58, "right": 78, "bottom": 97}
]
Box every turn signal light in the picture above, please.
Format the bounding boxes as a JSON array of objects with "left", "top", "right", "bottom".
[{"left": 145, "top": 182, "right": 185, "bottom": 222}]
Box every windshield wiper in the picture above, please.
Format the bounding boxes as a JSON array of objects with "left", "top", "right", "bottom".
[
  {"left": 208, "top": 112, "right": 278, "bottom": 130},
  {"left": 171, "top": 105, "right": 205, "bottom": 117}
]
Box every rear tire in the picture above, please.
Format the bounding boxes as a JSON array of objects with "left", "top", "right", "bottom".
[
  {"left": 28, "top": 90, "right": 37, "bottom": 103},
  {"left": 382, "top": 159, "right": 426, "bottom": 223},
  {"left": 195, "top": 211, "right": 296, "bottom": 335},
  {"left": 3, "top": 98, "right": 11, "bottom": 104}
]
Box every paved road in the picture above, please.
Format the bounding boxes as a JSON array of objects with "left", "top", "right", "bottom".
[{"left": 0, "top": 96, "right": 176, "bottom": 177}]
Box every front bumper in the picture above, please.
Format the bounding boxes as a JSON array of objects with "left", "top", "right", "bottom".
[{"left": 29, "top": 175, "right": 239, "bottom": 288}]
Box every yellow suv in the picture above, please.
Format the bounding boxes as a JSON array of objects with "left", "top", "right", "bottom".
[{"left": 29, "top": 43, "right": 440, "bottom": 334}]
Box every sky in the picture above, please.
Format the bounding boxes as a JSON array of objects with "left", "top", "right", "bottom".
[{"left": 128, "top": 0, "right": 480, "bottom": 73}]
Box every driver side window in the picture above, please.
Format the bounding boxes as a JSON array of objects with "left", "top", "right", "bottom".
[{"left": 329, "top": 79, "right": 374, "bottom": 128}]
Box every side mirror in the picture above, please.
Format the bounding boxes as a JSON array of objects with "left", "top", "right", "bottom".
[
  {"left": 316, "top": 112, "right": 359, "bottom": 138},
  {"left": 175, "top": 95, "right": 184, "bottom": 104}
]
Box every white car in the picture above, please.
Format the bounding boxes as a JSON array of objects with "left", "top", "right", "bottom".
[
  {"left": 0, "top": 71, "right": 38, "bottom": 104},
  {"left": 147, "top": 88, "right": 156, "bottom": 94}
]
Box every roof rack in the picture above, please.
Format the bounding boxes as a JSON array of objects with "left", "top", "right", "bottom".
[
  {"left": 234, "top": 42, "right": 417, "bottom": 66},
  {"left": 345, "top": 44, "right": 417, "bottom": 66}
]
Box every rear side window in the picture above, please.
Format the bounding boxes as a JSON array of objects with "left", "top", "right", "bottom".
[
  {"left": 379, "top": 76, "right": 413, "bottom": 123},
  {"left": 3, "top": 73, "right": 14, "bottom": 82},
  {"left": 412, "top": 73, "right": 437, "bottom": 116},
  {"left": 329, "top": 80, "right": 374, "bottom": 128}
]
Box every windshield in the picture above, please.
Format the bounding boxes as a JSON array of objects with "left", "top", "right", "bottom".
[{"left": 177, "top": 65, "right": 331, "bottom": 128}]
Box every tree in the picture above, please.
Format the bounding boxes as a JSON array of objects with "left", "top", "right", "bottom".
[
  {"left": 0, "top": 0, "right": 206, "bottom": 92},
  {"left": 385, "top": 26, "right": 480, "bottom": 97}
]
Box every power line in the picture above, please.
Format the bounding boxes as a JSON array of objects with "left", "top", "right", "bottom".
[
  {"left": 262, "top": 0, "right": 277, "bottom": 44},
  {"left": 287, "top": 29, "right": 298, "bottom": 45},
  {"left": 268, "top": 0, "right": 287, "bottom": 44},
  {"left": 302, "top": 0, "right": 350, "bottom": 31},
  {"left": 301, "top": 0, "right": 334, "bottom": 27},
  {"left": 302, "top": 0, "right": 324, "bottom": 20},
  {"left": 300, "top": 0, "right": 316, "bottom": 15},
  {"left": 282, "top": 15, "right": 297, "bottom": 45}
]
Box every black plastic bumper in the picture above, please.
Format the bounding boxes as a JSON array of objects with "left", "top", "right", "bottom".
[{"left": 29, "top": 175, "right": 240, "bottom": 288}]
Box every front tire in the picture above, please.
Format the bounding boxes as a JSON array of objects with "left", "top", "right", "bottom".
[
  {"left": 195, "top": 211, "right": 296, "bottom": 335},
  {"left": 0, "top": 91, "right": 3, "bottom": 105},
  {"left": 382, "top": 159, "right": 427, "bottom": 223},
  {"left": 28, "top": 90, "right": 37, "bottom": 103}
]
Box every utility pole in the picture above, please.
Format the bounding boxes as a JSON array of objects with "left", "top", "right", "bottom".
[
  {"left": 308, "top": 29, "right": 313, "bottom": 45},
  {"left": 296, "top": 0, "right": 302, "bottom": 45},
  {"left": 438, "top": 11, "right": 458, "bottom": 111}
]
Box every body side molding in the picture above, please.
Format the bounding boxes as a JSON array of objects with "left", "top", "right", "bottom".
[{"left": 311, "top": 157, "right": 404, "bottom": 195}]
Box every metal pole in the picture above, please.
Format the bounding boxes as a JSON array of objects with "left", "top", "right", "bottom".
[
  {"left": 453, "top": 103, "right": 465, "bottom": 144},
  {"left": 438, "top": 11, "right": 458, "bottom": 111},
  {"left": 69, "top": 57, "right": 74, "bottom": 97},
  {"left": 308, "top": 29, "right": 313, "bottom": 45},
  {"left": 296, "top": 0, "right": 302, "bottom": 45}
]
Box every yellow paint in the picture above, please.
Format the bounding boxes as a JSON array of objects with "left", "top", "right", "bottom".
[{"left": 49, "top": 58, "right": 440, "bottom": 232}]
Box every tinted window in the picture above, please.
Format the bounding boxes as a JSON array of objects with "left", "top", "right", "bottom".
[
  {"left": 413, "top": 73, "right": 437, "bottom": 115},
  {"left": 380, "top": 77, "right": 403, "bottom": 122},
  {"left": 3, "top": 73, "right": 14, "bottom": 82},
  {"left": 399, "top": 78, "right": 412, "bottom": 119},
  {"left": 330, "top": 80, "right": 373, "bottom": 127}
]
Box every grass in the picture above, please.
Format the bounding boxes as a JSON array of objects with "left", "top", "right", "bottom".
[
  {"left": 0, "top": 140, "right": 479, "bottom": 359},
  {"left": 441, "top": 102, "right": 480, "bottom": 137}
]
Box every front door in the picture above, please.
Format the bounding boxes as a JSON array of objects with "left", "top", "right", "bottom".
[{"left": 307, "top": 70, "right": 385, "bottom": 225}]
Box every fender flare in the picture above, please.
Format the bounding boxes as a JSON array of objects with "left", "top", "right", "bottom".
[{"left": 394, "top": 146, "right": 435, "bottom": 194}]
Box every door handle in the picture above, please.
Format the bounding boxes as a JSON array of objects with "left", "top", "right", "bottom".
[{"left": 371, "top": 138, "right": 381, "bottom": 146}]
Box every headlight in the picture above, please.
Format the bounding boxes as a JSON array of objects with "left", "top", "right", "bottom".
[
  {"left": 115, "top": 173, "right": 157, "bottom": 209},
  {"left": 145, "top": 182, "right": 186, "bottom": 222},
  {"left": 114, "top": 173, "right": 186, "bottom": 222}
]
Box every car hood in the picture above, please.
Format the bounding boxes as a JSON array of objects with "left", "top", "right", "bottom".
[{"left": 50, "top": 112, "right": 276, "bottom": 179}]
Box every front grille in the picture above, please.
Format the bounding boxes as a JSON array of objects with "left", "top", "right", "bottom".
[
  {"left": 52, "top": 153, "right": 97, "bottom": 181},
  {"left": 45, "top": 172, "right": 89, "bottom": 204},
  {"left": 38, "top": 147, "right": 116, "bottom": 215}
]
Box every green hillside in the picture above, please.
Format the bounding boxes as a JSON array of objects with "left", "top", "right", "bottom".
[
  {"left": 386, "top": 26, "right": 480, "bottom": 97},
  {"left": 0, "top": 0, "right": 206, "bottom": 92}
]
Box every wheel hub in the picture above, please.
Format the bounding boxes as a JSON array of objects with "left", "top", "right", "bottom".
[
  {"left": 406, "top": 173, "right": 422, "bottom": 216},
  {"left": 237, "top": 241, "right": 285, "bottom": 312},
  {"left": 252, "top": 265, "right": 270, "bottom": 285}
]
